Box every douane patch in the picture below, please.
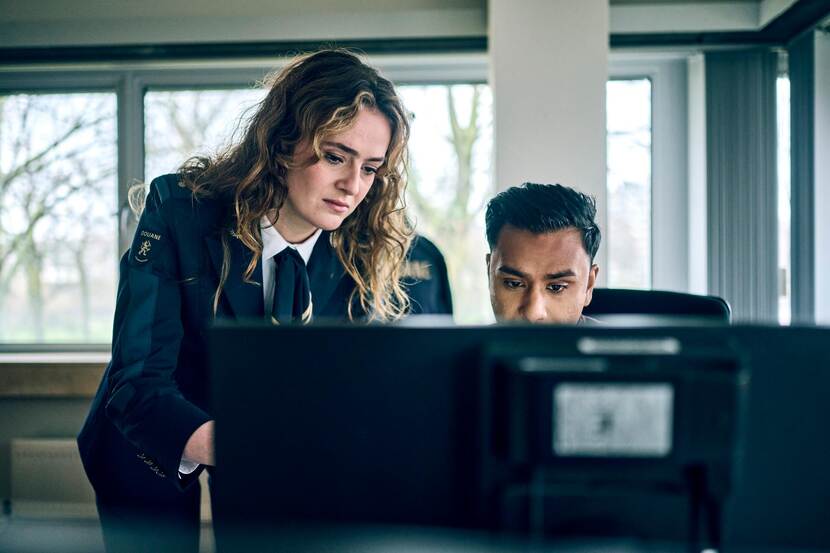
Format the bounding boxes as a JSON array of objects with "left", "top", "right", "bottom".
[{"left": 134, "top": 228, "right": 163, "bottom": 264}]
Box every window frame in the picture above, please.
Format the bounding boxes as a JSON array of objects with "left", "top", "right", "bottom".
[{"left": 609, "top": 54, "right": 690, "bottom": 293}]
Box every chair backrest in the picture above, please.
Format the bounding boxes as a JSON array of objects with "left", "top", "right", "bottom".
[{"left": 583, "top": 288, "right": 731, "bottom": 322}]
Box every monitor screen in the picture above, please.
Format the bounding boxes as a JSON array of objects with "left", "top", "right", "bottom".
[{"left": 552, "top": 382, "right": 674, "bottom": 457}]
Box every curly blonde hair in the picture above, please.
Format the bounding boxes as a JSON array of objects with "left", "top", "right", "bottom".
[{"left": 176, "top": 49, "right": 412, "bottom": 321}]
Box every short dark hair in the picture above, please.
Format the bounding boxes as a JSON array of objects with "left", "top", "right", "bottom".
[{"left": 485, "top": 182, "right": 601, "bottom": 261}]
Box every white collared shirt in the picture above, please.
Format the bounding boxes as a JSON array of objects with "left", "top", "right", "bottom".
[
  {"left": 260, "top": 218, "right": 322, "bottom": 310},
  {"left": 179, "top": 219, "right": 322, "bottom": 476}
]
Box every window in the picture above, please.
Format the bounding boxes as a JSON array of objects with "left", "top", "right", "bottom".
[
  {"left": 399, "top": 84, "right": 494, "bottom": 323},
  {"left": 144, "top": 88, "right": 265, "bottom": 178},
  {"left": 606, "top": 78, "right": 653, "bottom": 290},
  {"left": 0, "top": 59, "right": 673, "bottom": 345},
  {"left": 0, "top": 64, "right": 498, "bottom": 347},
  {"left": 0, "top": 91, "right": 117, "bottom": 343}
]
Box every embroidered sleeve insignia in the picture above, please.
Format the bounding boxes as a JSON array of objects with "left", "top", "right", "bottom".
[{"left": 133, "top": 229, "right": 163, "bottom": 264}]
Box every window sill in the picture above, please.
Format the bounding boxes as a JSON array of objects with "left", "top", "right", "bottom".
[{"left": 0, "top": 353, "right": 108, "bottom": 398}]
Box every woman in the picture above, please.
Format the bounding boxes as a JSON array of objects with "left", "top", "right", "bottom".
[{"left": 78, "top": 49, "right": 412, "bottom": 552}]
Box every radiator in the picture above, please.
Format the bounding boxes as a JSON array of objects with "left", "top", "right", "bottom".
[
  {"left": 10, "top": 438, "right": 212, "bottom": 521},
  {"left": 10, "top": 438, "right": 96, "bottom": 519}
]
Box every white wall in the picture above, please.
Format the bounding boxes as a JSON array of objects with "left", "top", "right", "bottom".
[
  {"left": 650, "top": 59, "right": 690, "bottom": 292},
  {"left": 687, "top": 54, "right": 708, "bottom": 295},
  {"left": 489, "top": 0, "right": 609, "bottom": 279},
  {"left": 2, "top": 0, "right": 792, "bottom": 48},
  {"left": 0, "top": 0, "right": 486, "bottom": 47},
  {"left": 611, "top": 0, "right": 800, "bottom": 33},
  {"left": 814, "top": 30, "right": 830, "bottom": 324},
  {"left": 610, "top": 1, "right": 758, "bottom": 33},
  {"left": 759, "top": 0, "right": 799, "bottom": 27}
]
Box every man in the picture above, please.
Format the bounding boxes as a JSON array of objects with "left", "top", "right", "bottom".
[{"left": 485, "top": 182, "right": 600, "bottom": 323}]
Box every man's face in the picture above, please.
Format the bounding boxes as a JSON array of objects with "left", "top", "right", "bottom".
[{"left": 487, "top": 225, "right": 599, "bottom": 323}]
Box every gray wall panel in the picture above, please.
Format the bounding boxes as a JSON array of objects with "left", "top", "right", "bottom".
[{"left": 788, "top": 31, "right": 816, "bottom": 324}]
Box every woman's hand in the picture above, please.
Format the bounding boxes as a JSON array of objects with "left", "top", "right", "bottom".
[{"left": 182, "top": 420, "right": 215, "bottom": 466}]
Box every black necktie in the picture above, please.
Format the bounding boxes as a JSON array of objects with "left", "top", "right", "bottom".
[{"left": 271, "top": 248, "right": 312, "bottom": 324}]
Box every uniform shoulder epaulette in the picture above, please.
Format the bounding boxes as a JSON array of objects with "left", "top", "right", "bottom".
[
  {"left": 149, "top": 173, "right": 194, "bottom": 203},
  {"left": 402, "top": 260, "right": 432, "bottom": 280}
]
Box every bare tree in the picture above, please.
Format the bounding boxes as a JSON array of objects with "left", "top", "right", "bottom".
[
  {"left": 1, "top": 88, "right": 248, "bottom": 341},
  {"left": 144, "top": 89, "right": 260, "bottom": 178},
  {"left": 406, "top": 85, "right": 493, "bottom": 322},
  {"left": 0, "top": 94, "right": 115, "bottom": 340}
]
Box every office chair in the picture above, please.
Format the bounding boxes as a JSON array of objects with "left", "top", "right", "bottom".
[{"left": 583, "top": 288, "right": 731, "bottom": 322}]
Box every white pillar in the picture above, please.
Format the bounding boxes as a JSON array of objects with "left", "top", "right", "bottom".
[
  {"left": 687, "top": 54, "right": 708, "bottom": 296},
  {"left": 489, "top": 0, "right": 609, "bottom": 279}
]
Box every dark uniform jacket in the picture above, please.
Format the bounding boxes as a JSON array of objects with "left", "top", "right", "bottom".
[
  {"left": 402, "top": 235, "right": 453, "bottom": 316},
  {"left": 77, "top": 174, "right": 358, "bottom": 503}
]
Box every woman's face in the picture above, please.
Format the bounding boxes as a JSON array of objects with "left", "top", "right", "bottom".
[{"left": 276, "top": 106, "right": 392, "bottom": 243}]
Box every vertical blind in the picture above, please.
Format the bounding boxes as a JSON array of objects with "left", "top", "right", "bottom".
[{"left": 705, "top": 49, "right": 778, "bottom": 322}]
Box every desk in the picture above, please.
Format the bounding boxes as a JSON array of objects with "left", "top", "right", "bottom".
[{"left": 214, "top": 523, "right": 830, "bottom": 553}]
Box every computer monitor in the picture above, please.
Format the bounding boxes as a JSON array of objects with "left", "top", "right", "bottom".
[
  {"left": 208, "top": 324, "right": 830, "bottom": 552},
  {"left": 722, "top": 326, "right": 830, "bottom": 551}
]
